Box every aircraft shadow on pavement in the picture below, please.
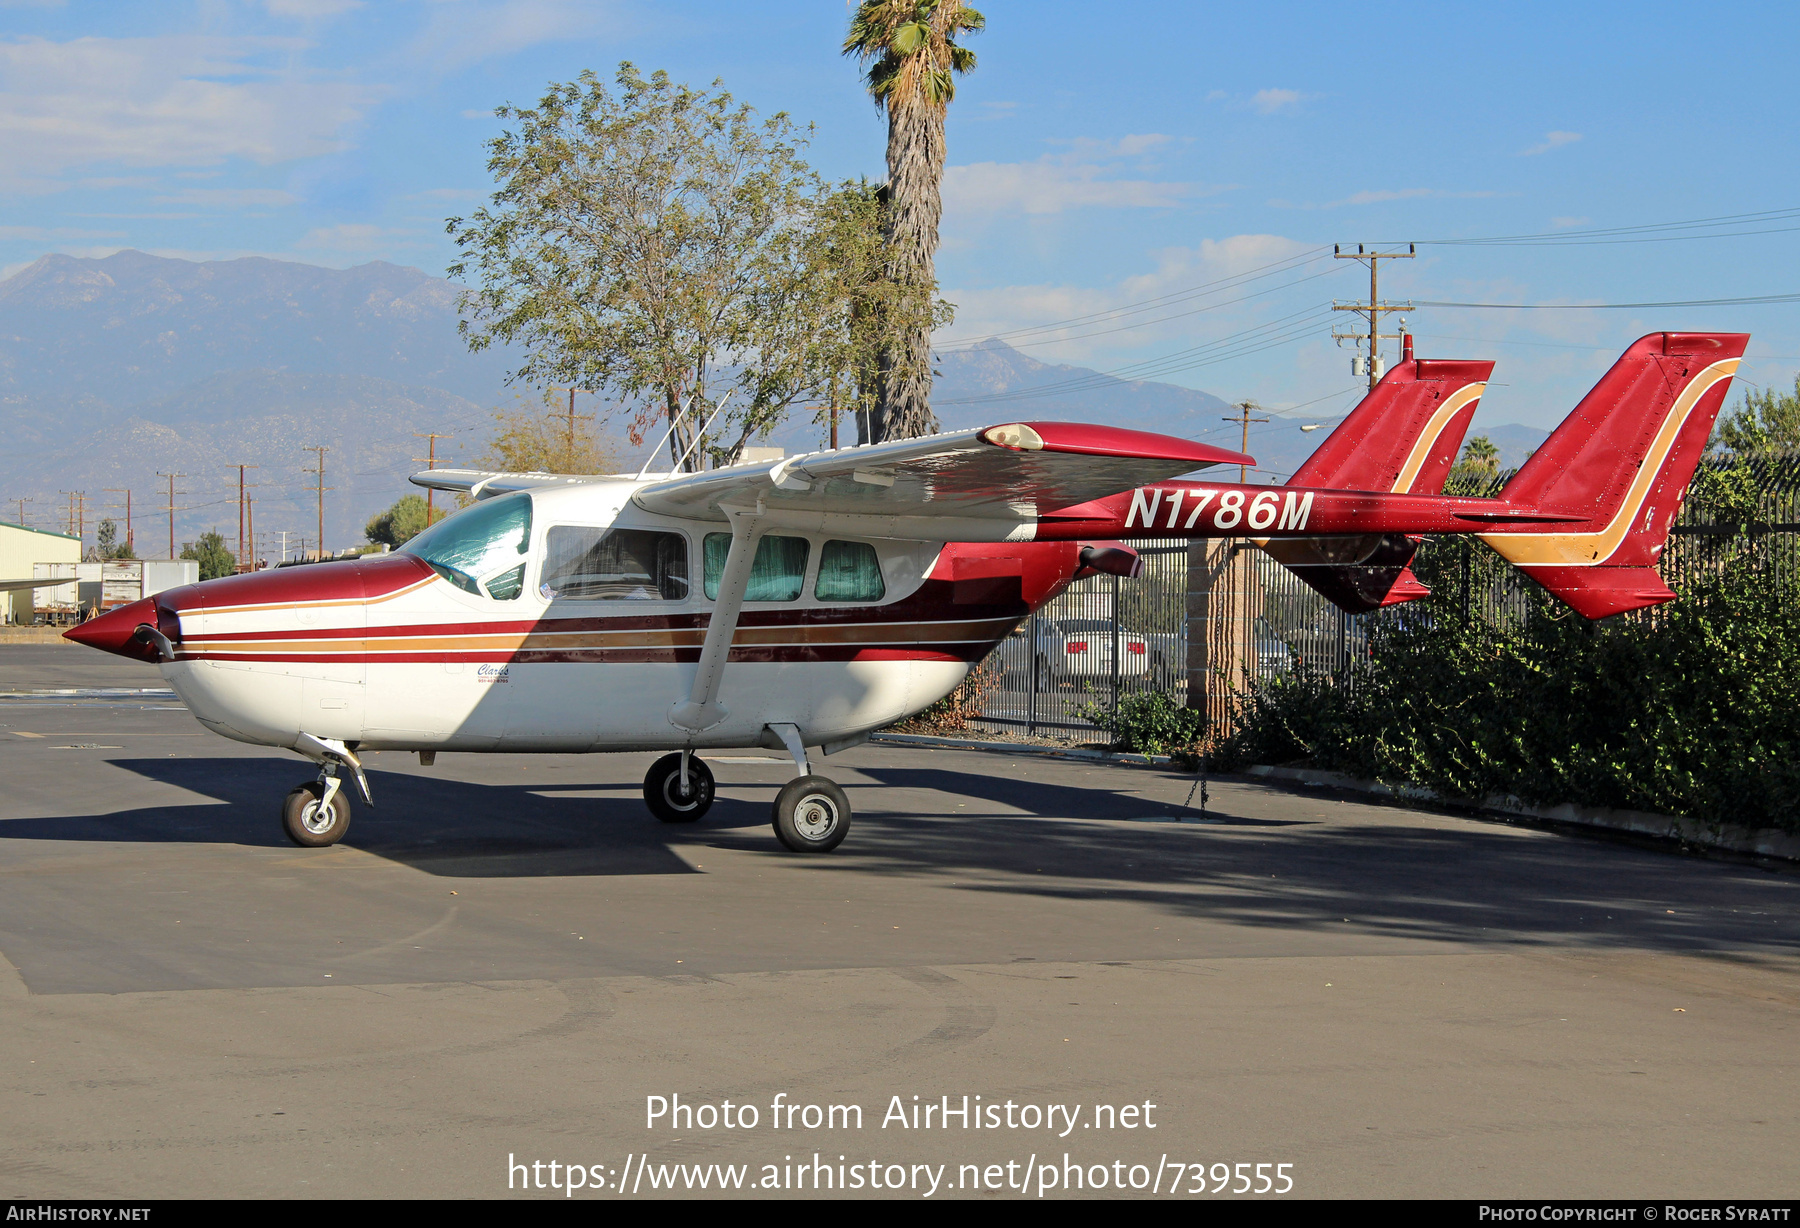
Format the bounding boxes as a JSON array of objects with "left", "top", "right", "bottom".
[
  {"left": 830, "top": 766, "right": 1800, "bottom": 957},
  {"left": 0, "top": 756, "right": 785, "bottom": 878},
  {"left": 3, "top": 756, "right": 1795, "bottom": 956}
]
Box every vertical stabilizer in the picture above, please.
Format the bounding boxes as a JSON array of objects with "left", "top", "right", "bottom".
[{"left": 1480, "top": 332, "right": 1748, "bottom": 618}]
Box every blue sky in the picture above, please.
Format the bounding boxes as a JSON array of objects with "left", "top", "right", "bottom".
[{"left": 2, "top": 0, "right": 1797, "bottom": 432}]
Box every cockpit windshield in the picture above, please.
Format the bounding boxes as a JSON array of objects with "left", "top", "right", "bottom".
[{"left": 399, "top": 491, "right": 532, "bottom": 600}]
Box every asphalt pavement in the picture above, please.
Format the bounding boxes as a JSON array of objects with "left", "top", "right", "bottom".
[{"left": 0, "top": 644, "right": 1795, "bottom": 1199}]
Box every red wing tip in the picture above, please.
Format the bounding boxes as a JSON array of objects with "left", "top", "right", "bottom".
[{"left": 985, "top": 421, "right": 1253, "bottom": 469}]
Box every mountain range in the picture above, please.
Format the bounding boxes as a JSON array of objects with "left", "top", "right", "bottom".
[{"left": 0, "top": 250, "right": 1545, "bottom": 557}]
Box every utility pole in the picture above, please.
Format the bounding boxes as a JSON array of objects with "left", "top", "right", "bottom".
[
  {"left": 60, "top": 492, "right": 90, "bottom": 548},
  {"left": 158, "top": 473, "right": 185, "bottom": 560},
  {"left": 412, "top": 432, "right": 453, "bottom": 521},
  {"left": 226, "top": 464, "right": 258, "bottom": 572},
  {"left": 1331, "top": 243, "right": 1416, "bottom": 390},
  {"left": 548, "top": 389, "right": 594, "bottom": 470},
  {"left": 1223, "top": 402, "right": 1270, "bottom": 485},
  {"left": 302, "top": 447, "right": 331, "bottom": 560},
  {"left": 827, "top": 373, "right": 841, "bottom": 450},
  {"left": 11, "top": 497, "right": 31, "bottom": 528},
  {"left": 246, "top": 494, "right": 255, "bottom": 570},
  {"left": 102, "top": 488, "right": 134, "bottom": 556}
]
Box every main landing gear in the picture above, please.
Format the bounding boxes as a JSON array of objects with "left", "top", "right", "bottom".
[
  {"left": 641, "top": 725, "right": 853, "bottom": 854},
  {"left": 643, "top": 751, "right": 715, "bottom": 823}
]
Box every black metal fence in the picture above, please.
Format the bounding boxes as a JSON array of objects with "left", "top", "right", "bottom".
[{"left": 965, "top": 455, "right": 1800, "bottom": 740}]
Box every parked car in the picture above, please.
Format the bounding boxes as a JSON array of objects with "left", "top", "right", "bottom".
[
  {"left": 1033, "top": 617, "right": 1152, "bottom": 685},
  {"left": 1143, "top": 615, "right": 1291, "bottom": 688}
]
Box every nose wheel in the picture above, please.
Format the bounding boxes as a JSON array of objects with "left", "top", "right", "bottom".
[
  {"left": 644, "top": 752, "right": 715, "bottom": 823},
  {"left": 282, "top": 780, "right": 351, "bottom": 847}
]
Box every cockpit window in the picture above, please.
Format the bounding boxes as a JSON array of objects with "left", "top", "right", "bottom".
[
  {"left": 399, "top": 491, "right": 532, "bottom": 601},
  {"left": 541, "top": 527, "right": 689, "bottom": 601}
]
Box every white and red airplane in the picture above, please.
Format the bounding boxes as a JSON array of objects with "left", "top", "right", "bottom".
[{"left": 64, "top": 333, "right": 1744, "bottom": 854}]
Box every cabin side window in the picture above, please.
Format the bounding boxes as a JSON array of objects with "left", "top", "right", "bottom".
[
  {"left": 702, "top": 534, "right": 810, "bottom": 602},
  {"left": 399, "top": 491, "right": 531, "bottom": 601},
  {"left": 814, "top": 540, "right": 886, "bottom": 602},
  {"left": 540, "top": 527, "right": 689, "bottom": 601}
]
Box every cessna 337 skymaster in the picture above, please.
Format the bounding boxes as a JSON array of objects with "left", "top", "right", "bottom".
[{"left": 64, "top": 332, "right": 1744, "bottom": 855}]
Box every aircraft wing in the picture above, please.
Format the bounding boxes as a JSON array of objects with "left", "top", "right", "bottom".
[
  {"left": 0, "top": 576, "right": 86, "bottom": 592},
  {"left": 630, "top": 422, "right": 1253, "bottom": 532},
  {"left": 408, "top": 470, "right": 616, "bottom": 498}
]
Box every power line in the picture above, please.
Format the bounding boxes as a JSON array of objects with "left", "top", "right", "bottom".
[
  {"left": 937, "top": 262, "right": 1349, "bottom": 354},
  {"left": 1414, "top": 292, "right": 1800, "bottom": 310},
  {"left": 1413, "top": 205, "right": 1800, "bottom": 248},
  {"left": 934, "top": 247, "right": 1336, "bottom": 352}
]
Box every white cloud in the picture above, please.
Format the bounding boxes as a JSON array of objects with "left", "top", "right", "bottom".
[
  {"left": 945, "top": 134, "right": 1216, "bottom": 217},
  {"left": 295, "top": 223, "right": 418, "bottom": 253},
  {"left": 409, "top": 0, "right": 625, "bottom": 72},
  {"left": 1270, "top": 187, "right": 1500, "bottom": 210},
  {"left": 409, "top": 187, "right": 485, "bottom": 201},
  {"left": 0, "top": 224, "right": 124, "bottom": 239},
  {"left": 945, "top": 159, "right": 1200, "bottom": 215},
  {"left": 265, "top": 0, "right": 363, "bottom": 16},
  {"left": 1250, "top": 88, "right": 1304, "bottom": 114},
  {"left": 0, "top": 35, "right": 374, "bottom": 185},
  {"left": 152, "top": 187, "right": 298, "bottom": 207},
  {"left": 1520, "top": 130, "right": 1581, "bottom": 156},
  {"left": 938, "top": 234, "right": 1315, "bottom": 364}
]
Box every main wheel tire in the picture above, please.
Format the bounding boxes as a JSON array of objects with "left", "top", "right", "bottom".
[
  {"left": 282, "top": 781, "right": 351, "bottom": 847},
  {"left": 644, "top": 752, "right": 715, "bottom": 823},
  {"left": 770, "top": 776, "right": 851, "bottom": 853}
]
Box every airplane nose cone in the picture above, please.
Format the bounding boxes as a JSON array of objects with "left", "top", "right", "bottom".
[{"left": 62, "top": 596, "right": 164, "bottom": 662}]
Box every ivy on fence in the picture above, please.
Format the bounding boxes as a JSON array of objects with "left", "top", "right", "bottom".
[{"left": 1213, "top": 454, "right": 1800, "bottom": 834}]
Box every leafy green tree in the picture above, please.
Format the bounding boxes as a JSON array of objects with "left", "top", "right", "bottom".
[
  {"left": 844, "top": 0, "right": 984, "bottom": 441},
  {"left": 475, "top": 393, "right": 618, "bottom": 475},
  {"left": 1713, "top": 375, "right": 1800, "bottom": 453},
  {"left": 181, "top": 531, "right": 235, "bottom": 580},
  {"left": 717, "top": 177, "right": 948, "bottom": 459},
  {"left": 1444, "top": 435, "right": 1500, "bottom": 494},
  {"left": 365, "top": 495, "right": 447, "bottom": 548},
  {"left": 95, "top": 519, "right": 136, "bottom": 561},
  {"left": 449, "top": 64, "right": 824, "bottom": 472}
]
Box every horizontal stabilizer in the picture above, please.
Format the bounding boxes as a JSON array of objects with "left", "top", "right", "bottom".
[
  {"left": 1258, "top": 533, "right": 1425, "bottom": 614},
  {"left": 1519, "top": 565, "right": 1676, "bottom": 619}
]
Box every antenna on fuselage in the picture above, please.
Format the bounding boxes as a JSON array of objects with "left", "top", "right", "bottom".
[
  {"left": 670, "top": 390, "right": 737, "bottom": 474},
  {"left": 634, "top": 390, "right": 701, "bottom": 482}
]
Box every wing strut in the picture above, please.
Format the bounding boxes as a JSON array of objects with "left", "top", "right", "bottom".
[{"left": 669, "top": 504, "right": 766, "bottom": 733}]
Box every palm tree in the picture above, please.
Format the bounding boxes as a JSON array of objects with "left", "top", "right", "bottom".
[{"left": 844, "top": 0, "right": 984, "bottom": 442}]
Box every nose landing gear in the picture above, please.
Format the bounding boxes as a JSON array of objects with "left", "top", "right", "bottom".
[
  {"left": 282, "top": 733, "right": 371, "bottom": 848},
  {"left": 282, "top": 779, "right": 351, "bottom": 847}
]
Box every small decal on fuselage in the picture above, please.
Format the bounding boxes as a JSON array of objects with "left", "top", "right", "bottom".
[
  {"left": 1124, "top": 487, "right": 1313, "bottom": 533},
  {"left": 476, "top": 663, "right": 511, "bottom": 684}
]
